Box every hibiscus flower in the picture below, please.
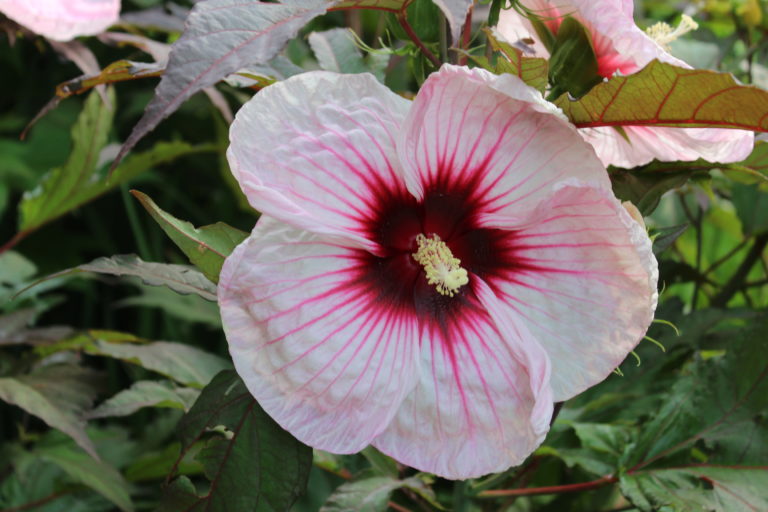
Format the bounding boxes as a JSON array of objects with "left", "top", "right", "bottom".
[
  {"left": 218, "top": 65, "right": 658, "bottom": 479},
  {"left": 0, "top": 0, "right": 120, "bottom": 41},
  {"left": 497, "top": 0, "right": 754, "bottom": 168}
]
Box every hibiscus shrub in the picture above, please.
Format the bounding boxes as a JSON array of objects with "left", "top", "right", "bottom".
[{"left": 0, "top": 0, "right": 767, "bottom": 511}]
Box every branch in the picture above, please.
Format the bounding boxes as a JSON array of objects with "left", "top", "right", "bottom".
[
  {"left": 710, "top": 232, "right": 768, "bottom": 307},
  {"left": 477, "top": 475, "right": 617, "bottom": 498},
  {"left": 397, "top": 11, "right": 441, "bottom": 68}
]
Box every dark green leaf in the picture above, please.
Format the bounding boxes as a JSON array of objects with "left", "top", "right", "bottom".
[
  {"left": 624, "top": 318, "right": 768, "bottom": 468},
  {"left": 39, "top": 443, "right": 134, "bottom": 512},
  {"left": 131, "top": 190, "right": 248, "bottom": 283},
  {"left": 160, "top": 370, "right": 312, "bottom": 511},
  {"left": 652, "top": 224, "right": 689, "bottom": 254},
  {"left": 732, "top": 183, "right": 768, "bottom": 234},
  {"left": 621, "top": 466, "right": 768, "bottom": 512},
  {"left": 611, "top": 169, "right": 693, "bottom": 215},
  {"left": 546, "top": 17, "right": 603, "bottom": 100}
]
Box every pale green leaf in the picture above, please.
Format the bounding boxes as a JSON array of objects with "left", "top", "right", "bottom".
[
  {"left": 556, "top": 59, "right": 768, "bottom": 131},
  {"left": 86, "top": 340, "right": 230, "bottom": 388},
  {"left": 88, "top": 380, "right": 200, "bottom": 419}
]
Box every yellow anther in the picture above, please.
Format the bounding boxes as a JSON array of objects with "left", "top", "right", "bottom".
[
  {"left": 412, "top": 234, "right": 469, "bottom": 297},
  {"left": 645, "top": 14, "right": 699, "bottom": 51}
]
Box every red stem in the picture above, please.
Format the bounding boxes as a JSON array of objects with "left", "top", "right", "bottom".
[
  {"left": 458, "top": 4, "right": 474, "bottom": 66},
  {"left": 0, "top": 232, "right": 27, "bottom": 256},
  {"left": 477, "top": 475, "right": 618, "bottom": 498},
  {"left": 397, "top": 11, "right": 441, "bottom": 68}
]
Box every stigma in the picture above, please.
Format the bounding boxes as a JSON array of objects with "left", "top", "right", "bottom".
[
  {"left": 645, "top": 14, "right": 698, "bottom": 51},
  {"left": 412, "top": 234, "right": 469, "bottom": 297}
]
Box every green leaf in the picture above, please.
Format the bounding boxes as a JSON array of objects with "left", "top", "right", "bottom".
[
  {"left": 652, "top": 224, "right": 689, "bottom": 254},
  {"left": 39, "top": 443, "right": 134, "bottom": 512},
  {"left": 0, "top": 365, "right": 101, "bottom": 459},
  {"left": 88, "top": 380, "right": 200, "bottom": 419},
  {"left": 624, "top": 317, "right": 768, "bottom": 468},
  {"left": 49, "top": 254, "right": 217, "bottom": 301},
  {"left": 611, "top": 168, "right": 693, "bottom": 215},
  {"left": 117, "top": 286, "right": 221, "bottom": 327},
  {"left": 16, "top": 84, "right": 214, "bottom": 236},
  {"left": 320, "top": 477, "right": 402, "bottom": 512},
  {"left": 484, "top": 27, "right": 549, "bottom": 92},
  {"left": 160, "top": 370, "right": 312, "bottom": 511},
  {"left": 361, "top": 447, "right": 399, "bottom": 478},
  {"left": 18, "top": 88, "right": 114, "bottom": 233},
  {"left": 131, "top": 190, "right": 248, "bottom": 284},
  {"left": 731, "top": 183, "right": 768, "bottom": 234},
  {"left": 621, "top": 466, "right": 768, "bottom": 512},
  {"left": 546, "top": 17, "right": 603, "bottom": 100},
  {"left": 309, "top": 28, "right": 370, "bottom": 75},
  {"left": 332, "top": 0, "right": 409, "bottom": 10},
  {"left": 556, "top": 59, "right": 768, "bottom": 131},
  {"left": 86, "top": 339, "right": 230, "bottom": 388}
]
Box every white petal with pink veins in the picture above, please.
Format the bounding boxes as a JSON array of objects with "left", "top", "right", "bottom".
[
  {"left": 582, "top": 125, "right": 755, "bottom": 168},
  {"left": 227, "top": 71, "right": 411, "bottom": 253},
  {"left": 487, "top": 180, "right": 657, "bottom": 401},
  {"left": 397, "top": 65, "right": 609, "bottom": 215},
  {"left": 372, "top": 279, "right": 553, "bottom": 479},
  {"left": 0, "top": 0, "right": 120, "bottom": 41},
  {"left": 219, "top": 216, "right": 421, "bottom": 453}
]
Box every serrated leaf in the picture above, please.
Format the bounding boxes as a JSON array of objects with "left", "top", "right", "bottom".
[
  {"left": 0, "top": 366, "right": 100, "bottom": 459},
  {"left": 39, "top": 444, "right": 134, "bottom": 512},
  {"left": 131, "top": 190, "right": 248, "bottom": 284},
  {"left": 19, "top": 88, "right": 114, "bottom": 233},
  {"left": 484, "top": 27, "right": 548, "bottom": 92},
  {"left": 115, "top": 0, "right": 331, "bottom": 165},
  {"left": 621, "top": 466, "right": 768, "bottom": 512},
  {"left": 52, "top": 254, "right": 217, "bottom": 301},
  {"left": 320, "top": 476, "right": 401, "bottom": 512},
  {"left": 87, "top": 340, "right": 230, "bottom": 388},
  {"left": 625, "top": 318, "right": 768, "bottom": 468},
  {"left": 88, "top": 381, "right": 200, "bottom": 419},
  {"left": 160, "top": 370, "right": 312, "bottom": 511},
  {"left": 18, "top": 88, "right": 213, "bottom": 235},
  {"left": 556, "top": 59, "right": 768, "bottom": 131}
]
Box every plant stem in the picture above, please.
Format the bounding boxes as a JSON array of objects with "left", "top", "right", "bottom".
[
  {"left": 477, "top": 475, "right": 617, "bottom": 498},
  {"left": 121, "top": 184, "right": 152, "bottom": 261},
  {"left": 711, "top": 232, "right": 768, "bottom": 307},
  {"left": 453, "top": 479, "right": 470, "bottom": 512},
  {"left": 0, "top": 491, "right": 71, "bottom": 512},
  {"left": 397, "top": 11, "right": 441, "bottom": 68},
  {"left": 459, "top": 4, "right": 474, "bottom": 65},
  {"left": 0, "top": 231, "right": 28, "bottom": 256}
]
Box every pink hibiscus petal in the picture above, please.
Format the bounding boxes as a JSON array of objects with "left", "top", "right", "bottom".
[
  {"left": 397, "top": 65, "right": 609, "bottom": 217},
  {"left": 582, "top": 125, "right": 755, "bottom": 168},
  {"left": 218, "top": 216, "right": 421, "bottom": 453},
  {"left": 497, "top": 0, "right": 754, "bottom": 168},
  {"left": 227, "top": 71, "right": 411, "bottom": 253},
  {"left": 372, "top": 277, "right": 553, "bottom": 479},
  {"left": 485, "top": 180, "right": 657, "bottom": 401},
  {"left": 0, "top": 0, "right": 120, "bottom": 41}
]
